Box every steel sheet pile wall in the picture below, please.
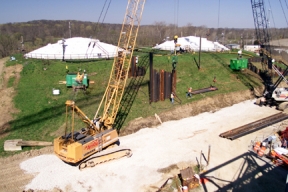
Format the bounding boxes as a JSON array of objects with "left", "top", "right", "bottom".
[
  {"left": 160, "top": 70, "right": 165, "bottom": 101},
  {"left": 149, "top": 52, "right": 174, "bottom": 103},
  {"left": 248, "top": 57, "right": 262, "bottom": 63},
  {"left": 149, "top": 53, "right": 154, "bottom": 103},
  {"left": 164, "top": 71, "right": 172, "bottom": 99},
  {"left": 247, "top": 57, "right": 261, "bottom": 74},
  {"left": 155, "top": 71, "right": 160, "bottom": 101},
  {"left": 129, "top": 56, "right": 146, "bottom": 77},
  {"left": 248, "top": 62, "right": 259, "bottom": 74},
  {"left": 150, "top": 69, "right": 174, "bottom": 103},
  {"left": 130, "top": 56, "right": 136, "bottom": 77}
]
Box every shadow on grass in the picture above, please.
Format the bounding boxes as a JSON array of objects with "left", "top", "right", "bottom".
[
  {"left": 210, "top": 53, "right": 262, "bottom": 91},
  {"left": 0, "top": 53, "right": 152, "bottom": 141},
  {"left": 114, "top": 54, "right": 150, "bottom": 132},
  {"left": 201, "top": 151, "right": 287, "bottom": 192},
  {"left": 0, "top": 91, "right": 103, "bottom": 138}
]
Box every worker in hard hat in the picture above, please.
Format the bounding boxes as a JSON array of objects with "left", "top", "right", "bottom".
[
  {"left": 186, "top": 87, "right": 192, "bottom": 98},
  {"left": 174, "top": 35, "right": 178, "bottom": 44}
]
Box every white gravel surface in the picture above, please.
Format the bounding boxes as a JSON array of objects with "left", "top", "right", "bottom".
[{"left": 20, "top": 99, "right": 283, "bottom": 192}]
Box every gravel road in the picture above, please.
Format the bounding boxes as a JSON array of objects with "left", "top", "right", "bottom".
[{"left": 16, "top": 99, "right": 287, "bottom": 192}]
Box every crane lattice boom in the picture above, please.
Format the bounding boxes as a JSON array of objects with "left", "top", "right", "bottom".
[{"left": 94, "top": 0, "right": 146, "bottom": 129}]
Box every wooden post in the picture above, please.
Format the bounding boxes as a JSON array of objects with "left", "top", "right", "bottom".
[
  {"left": 199, "top": 150, "right": 202, "bottom": 171},
  {"left": 207, "top": 145, "right": 211, "bottom": 166},
  {"left": 269, "top": 141, "right": 273, "bottom": 157},
  {"left": 286, "top": 174, "right": 288, "bottom": 192}
]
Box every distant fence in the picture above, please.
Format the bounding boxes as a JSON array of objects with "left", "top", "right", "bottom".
[
  {"left": 24, "top": 52, "right": 119, "bottom": 60},
  {"left": 154, "top": 45, "right": 228, "bottom": 52}
]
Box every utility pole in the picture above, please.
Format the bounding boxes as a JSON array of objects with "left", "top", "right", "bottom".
[
  {"left": 62, "top": 39, "right": 66, "bottom": 61},
  {"left": 199, "top": 36, "right": 202, "bottom": 69},
  {"left": 21, "top": 36, "right": 24, "bottom": 52},
  {"left": 69, "top": 22, "right": 71, "bottom": 38},
  {"left": 241, "top": 34, "right": 243, "bottom": 48}
]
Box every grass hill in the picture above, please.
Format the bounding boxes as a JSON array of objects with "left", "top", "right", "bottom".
[{"left": 0, "top": 50, "right": 262, "bottom": 157}]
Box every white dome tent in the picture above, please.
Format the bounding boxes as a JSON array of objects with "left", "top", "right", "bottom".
[
  {"left": 24, "top": 37, "right": 124, "bottom": 60},
  {"left": 153, "top": 36, "right": 229, "bottom": 52}
]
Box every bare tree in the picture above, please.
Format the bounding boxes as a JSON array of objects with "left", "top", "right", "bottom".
[{"left": 154, "top": 21, "right": 167, "bottom": 42}]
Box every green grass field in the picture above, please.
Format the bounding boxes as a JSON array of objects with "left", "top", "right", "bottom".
[{"left": 0, "top": 51, "right": 261, "bottom": 157}]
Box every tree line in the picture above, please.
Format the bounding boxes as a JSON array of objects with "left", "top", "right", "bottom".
[{"left": 0, "top": 20, "right": 287, "bottom": 58}]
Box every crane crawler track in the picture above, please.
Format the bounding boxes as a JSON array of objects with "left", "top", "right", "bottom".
[
  {"left": 78, "top": 146, "right": 132, "bottom": 170},
  {"left": 219, "top": 112, "right": 288, "bottom": 140}
]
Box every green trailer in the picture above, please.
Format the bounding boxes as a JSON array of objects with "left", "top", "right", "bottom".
[
  {"left": 230, "top": 58, "right": 248, "bottom": 70},
  {"left": 66, "top": 73, "right": 89, "bottom": 87},
  {"left": 59, "top": 73, "right": 91, "bottom": 91}
]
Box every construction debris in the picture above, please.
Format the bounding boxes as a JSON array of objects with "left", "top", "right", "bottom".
[
  {"left": 180, "top": 167, "right": 200, "bottom": 190},
  {"left": 250, "top": 126, "right": 288, "bottom": 167}
]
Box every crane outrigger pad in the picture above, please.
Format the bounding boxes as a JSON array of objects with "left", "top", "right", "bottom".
[{"left": 78, "top": 146, "right": 132, "bottom": 170}]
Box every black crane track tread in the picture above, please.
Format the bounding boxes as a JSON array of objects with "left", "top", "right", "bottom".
[
  {"left": 219, "top": 112, "right": 288, "bottom": 140},
  {"left": 78, "top": 146, "right": 132, "bottom": 170}
]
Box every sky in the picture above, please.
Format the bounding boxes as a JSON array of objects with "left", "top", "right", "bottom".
[{"left": 0, "top": 0, "right": 288, "bottom": 28}]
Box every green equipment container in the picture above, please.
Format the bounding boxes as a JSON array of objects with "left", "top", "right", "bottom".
[
  {"left": 65, "top": 73, "right": 89, "bottom": 87},
  {"left": 230, "top": 58, "right": 248, "bottom": 70}
]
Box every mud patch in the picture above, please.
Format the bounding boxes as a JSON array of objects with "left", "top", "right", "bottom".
[
  {"left": 157, "top": 164, "right": 179, "bottom": 174},
  {"left": 178, "top": 129, "right": 208, "bottom": 140},
  {"left": 0, "top": 60, "right": 23, "bottom": 137}
]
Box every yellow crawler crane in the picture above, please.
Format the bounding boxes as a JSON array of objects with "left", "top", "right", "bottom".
[{"left": 54, "top": 0, "right": 146, "bottom": 170}]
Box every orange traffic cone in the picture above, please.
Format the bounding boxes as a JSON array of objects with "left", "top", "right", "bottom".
[
  {"left": 257, "top": 146, "right": 266, "bottom": 157},
  {"left": 253, "top": 141, "right": 261, "bottom": 152}
]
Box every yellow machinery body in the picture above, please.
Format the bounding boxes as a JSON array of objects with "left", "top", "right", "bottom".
[{"left": 54, "top": 129, "right": 118, "bottom": 164}]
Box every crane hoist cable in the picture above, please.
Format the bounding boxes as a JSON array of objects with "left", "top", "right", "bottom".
[
  {"left": 95, "top": 0, "right": 112, "bottom": 34},
  {"left": 267, "top": 0, "right": 285, "bottom": 47},
  {"left": 101, "top": 0, "right": 112, "bottom": 23},
  {"left": 217, "top": 0, "right": 221, "bottom": 29},
  {"left": 217, "top": 0, "right": 221, "bottom": 42},
  {"left": 97, "top": 0, "right": 107, "bottom": 23},
  {"left": 279, "top": 0, "right": 288, "bottom": 26},
  {"left": 174, "top": 0, "right": 179, "bottom": 34},
  {"left": 285, "top": 0, "right": 288, "bottom": 9}
]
